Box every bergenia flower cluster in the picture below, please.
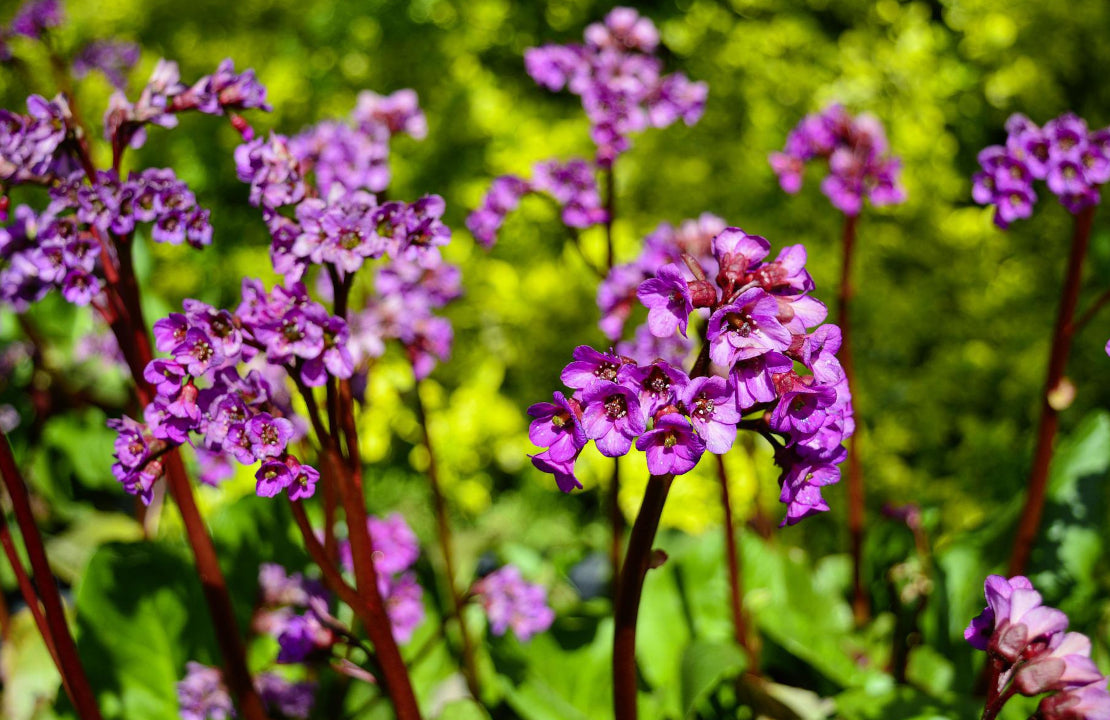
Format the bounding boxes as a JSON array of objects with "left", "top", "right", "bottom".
[
  {"left": 524, "top": 7, "right": 707, "bottom": 167},
  {"left": 466, "top": 158, "right": 607, "bottom": 248},
  {"left": 0, "top": 0, "right": 61, "bottom": 60},
  {"left": 178, "top": 565, "right": 321, "bottom": 720},
  {"left": 471, "top": 565, "right": 555, "bottom": 642},
  {"left": 770, "top": 104, "right": 906, "bottom": 216},
  {"left": 973, "top": 113, "right": 1110, "bottom": 227},
  {"left": 1, "top": 165, "right": 214, "bottom": 309},
  {"left": 108, "top": 282, "right": 349, "bottom": 504},
  {"left": 530, "top": 227, "right": 853, "bottom": 525},
  {"left": 965, "top": 575, "right": 1110, "bottom": 719},
  {"left": 339, "top": 513, "right": 426, "bottom": 643}
]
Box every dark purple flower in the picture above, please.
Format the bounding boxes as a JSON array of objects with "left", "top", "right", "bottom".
[
  {"left": 255, "top": 460, "right": 293, "bottom": 498},
  {"left": 622, "top": 360, "right": 687, "bottom": 419},
  {"left": 255, "top": 674, "right": 315, "bottom": 720}
]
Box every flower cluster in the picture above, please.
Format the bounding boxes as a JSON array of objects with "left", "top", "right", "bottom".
[
  {"left": 178, "top": 565, "right": 323, "bottom": 719},
  {"left": 338, "top": 513, "right": 426, "bottom": 643},
  {"left": 530, "top": 227, "right": 852, "bottom": 524},
  {"left": 347, "top": 247, "right": 459, "bottom": 379},
  {"left": 179, "top": 664, "right": 314, "bottom": 720},
  {"left": 466, "top": 158, "right": 607, "bottom": 247},
  {"left": 0, "top": 94, "right": 71, "bottom": 184},
  {"left": 0, "top": 0, "right": 61, "bottom": 59},
  {"left": 0, "top": 167, "right": 213, "bottom": 310},
  {"left": 108, "top": 283, "right": 355, "bottom": 503},
  {"left": 255, "top": 563, "right": 334, "bottom": 666},
  {"left": 973, "top": 113, "right": 1110, "bottom": 227},
  {"left": 770, "top": 104, "right": 905, "bottom": 216},
  {"left": 524, "top": 6, "right": 707, "bottom": 166},
  {"left": 471, "top": 565, "right": 555, "bottom": 642},
  {"left": 104, "top": 58, "right": 269, "bottom": 151},
  {"left": 72, "top": 39, "right": 141, "bottom": 90},
  {"left": 965, "top": 575, "right": 1110, "bottom": 719}
]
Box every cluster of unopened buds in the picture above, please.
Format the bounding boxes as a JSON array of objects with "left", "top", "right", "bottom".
[
  {"left": 966, "top": 575, "right": 1110, "bottom": 719},
  {"left": 973, "top": 113, "right": 1110, "bottom": 227},
  {"left": 770, "top": 103, "right": 905, "bottom": 216},
  {"left": 524, "top": 6, "right": 706, "bottom": 167},
  {"left": 530, "top": 226, "right": 853, "bottom": 524}
]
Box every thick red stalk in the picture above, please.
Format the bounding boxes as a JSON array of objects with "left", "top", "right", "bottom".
[
  {"left": 715, "top": 454, "right": 758, "bottom": 673},
  {"left": 324, "top": 448, "right": 423, "bottom": 720},
  {"left": 613, "top": 473, "right": 673, "bottom": 720},
  {"left": 837, "top": 212, "right": 869, "bottom": 624},
  {"left": 1008, "top": 205, "right": 1096, "bottom": 576},
  {"left": 0, "top": 433, "right": 103, "bottom": 719},
  {"left": 412, "top": 380, "right": 482, "bottom": 700},
  {"left": 0, "top": 507, "right": 63, "bottom": 676}
]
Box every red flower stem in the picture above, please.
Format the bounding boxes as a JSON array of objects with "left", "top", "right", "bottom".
[
  {"left": 101, "top": 243, "right": 268, "bottom": 720},
  {"left": 324, "top": 448, "right": 423, "bottom": 720},
  {"left": 0, "top": 432, "right": 103, "bottom": 720},
  {"left": 715, "top": 454, "right": 758, "bottom": 673},
  {"left": 1008, "top": 204, "right": 1096, "bottom": 576},
  {"left": 288, "top": 498, "right": 376, "bottom": 628},
  {"left": 0, "top": 506, "right": 62, "bottom": 673},
  {"left": 838, "top": 211, "right": 869, "bottom": 624},
  {"left": 411, "top": 379, "right": 482, "bottom": 700},
  {"left": 613, "top": 473, "right": 673, "bottom": 720}
]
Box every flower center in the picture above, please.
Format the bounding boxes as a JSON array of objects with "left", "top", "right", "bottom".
[{"left": 604, "top": 393, "right": 628, "bottom": 420}]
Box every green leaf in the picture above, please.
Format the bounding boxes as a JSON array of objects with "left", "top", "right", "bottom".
[
  {"left": 679, "top": 640, "right": 746, "bottom": 718},
  {"left": 44, "top": 510, "right": 143, "bottom": 585},
  {"left": 1, "top": 609, "right": 62, "bottom": 720},
  {"left": 437, "top": 698, "right": 492, "bottom": 720},
  {"left": 73, "top": 542, "right": 219, "bottom": 720}
]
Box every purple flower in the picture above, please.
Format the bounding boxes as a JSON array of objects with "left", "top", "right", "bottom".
[
  {"left": 380, "top": 571, "right": 424, "bottom": 643},
  {"left": 255, "top": 674, "right": 315, "bottom": 720},
  {"left": 635, "top": 413, "right": 705, "bottom": 475},
  {"left": 527, "top": 392, "right": 587, "bottom": 462},
  {"left": 473, "top": 565, "right": 554, "bottom": 641},
  {"left": 580, "top": 380, "right": 645, "bottom": 457},
  {"left": 368, "top": 513, "right": 420, "bottom": 576},
  {"left": 1013, "top": 632, "right": 1104, "bottom": 696},
  {"left": 681, "top": 375, "right": 739, "bottom": 454},
  {"left": 246, "top": 413, "right": 294, "bottom": 460},
  {"left": 560, "top": 345, "right": 625, "bottom": 389},
  {"left": 177, "top": 662, "right": 233, "bottom": 720},
  {"left": 707, "top": 287, "right": 792, "bottom": 367},
  {"left": 622, "top": 360, "right": 688, "bottom": 419},
  {"left": 1037, "top": 682, "right": 1110, "bottom": 720},
  {"left": 530, "top": 450, "right": 583, "bottom": 493},
  {"left": 637, "top": 263, "right": 693, "bottom": 338},
  {"left": 255, "top": 460, "right": 293, "bottom": 498}
]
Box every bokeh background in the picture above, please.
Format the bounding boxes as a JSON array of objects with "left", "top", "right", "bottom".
[{"left": 2, "top": 1, "right": 1109, "bottom": 718}]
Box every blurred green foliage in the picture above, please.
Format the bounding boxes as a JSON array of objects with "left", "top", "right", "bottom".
[{"left": 3, "top": 0, "right": 1110, "bottom": 718}]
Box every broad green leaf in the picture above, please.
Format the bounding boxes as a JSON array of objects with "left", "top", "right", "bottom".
[
  {"left": 73, "top": 542, "right": 219, "bottom": 720},
  {"left": 1, "top": 608, "right": 62, "bottom": 720},
  {"left": 679, "top": 640, "right": 746, "bottom": 718}
]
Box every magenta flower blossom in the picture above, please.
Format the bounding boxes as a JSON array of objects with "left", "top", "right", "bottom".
[
  {"left": 770, "top": 104, "right": 906, "bottom": 215},
  {"left": 527, "top": 391, "right": 587, "bottom": 463},
  {"left": 635, "top": 413, "right": 705, "bottom": 475},
  {"left": 707, "top": 287, "right": 792, "bottom": 367},
  {"left": 530, "top": 450, "right": 583, "bottom": 493},
  {"left": 367, "top": 513, "right": 421, "bottom": 576},
  {"left": 580, "top": 380, "right": 645, "bottom": 456},
  {"left": 622, "top": 359, "right": 688, "bottom": 420},
  {"left": 681, "top": 375, "right": 739, "bottom": 454},
  {"left": 637, "top": 263, "right": 694, "bottom": 338},
  {"left": 560, "top": 345, "right": 626, "bottom": 390},
  {"left": 974, "top": 112, "right": 1110, "bottom": 226},
  {"left": 472, "top": 565, "right": 554, "bottom": 641}
]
